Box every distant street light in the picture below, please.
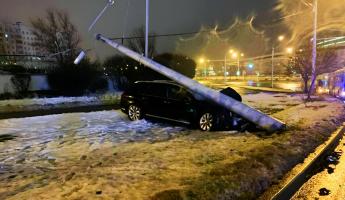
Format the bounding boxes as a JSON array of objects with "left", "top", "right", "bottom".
[{"left": 5, "top": 34, "right": 8, "bottom": 38}]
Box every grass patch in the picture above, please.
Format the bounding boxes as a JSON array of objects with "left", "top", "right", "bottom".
[
  {"left": 194, "top": 153, "right": 225, "bottom": 165},
  {"left": 286, "top": 103, "right": 300, "bottom": 107},
  {"left": 259, "top": 108, "right": 285, "bottom": 115}
]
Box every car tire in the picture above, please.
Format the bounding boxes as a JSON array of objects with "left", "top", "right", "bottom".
[
  {"left": 198, "top": 112, "right": 214, "bottom": 131},
  {"left": 128, "top": 104, "right": 143, "bottom": 121}
]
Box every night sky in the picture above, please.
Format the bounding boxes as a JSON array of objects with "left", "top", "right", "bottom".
[{"left": 0, "top": 0, "right": 279, "bottom": 59}]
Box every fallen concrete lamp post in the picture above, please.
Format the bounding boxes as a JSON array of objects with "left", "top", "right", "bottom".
[{"left": 96, "top": 34, "right": 286, "bottom": 132}]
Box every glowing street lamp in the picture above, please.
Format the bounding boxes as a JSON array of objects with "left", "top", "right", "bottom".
[
  {"left": 286, "top": 47, "right": 294, "bottom": 54},
  {"left": 278, "top": 35, "right": 285, "bottom": 42}
]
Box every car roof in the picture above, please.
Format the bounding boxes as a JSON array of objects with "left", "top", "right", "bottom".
[
  {"left": 133, "top": 80, "right": 207, "bottom": 100},
  {"left": 134, "top": 80, "right": 181, "bottom": 87}
]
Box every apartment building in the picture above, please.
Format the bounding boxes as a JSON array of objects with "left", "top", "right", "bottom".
[{"left": 0, "top": 21, "right": 46, "bottom": 56}]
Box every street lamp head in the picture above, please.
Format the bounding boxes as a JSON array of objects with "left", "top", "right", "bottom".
[
  {"left": 286, "top": 47, "right": 294, "bottom": 54},
  {"left": 229, "top": 49, "right": 234, "bottom": 54},
  {"left": 232, "top": 52, "right": 238, "bottom": 58},
  {"left": 199, "top": 58, "right": 205, "bottom": 64},
  {"left": 278, "top": 35, "right": 285, "bottom": 42}
]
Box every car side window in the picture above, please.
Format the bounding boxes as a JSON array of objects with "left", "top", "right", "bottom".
[
  {"left": 167, "top": 85, "right": 189, "bottom": 100},
  {"left": 134, "top": 83, "right": 148, "bottom": 95},
  {"left": 146, "top": 83, "right": 166, "bottom": 98}
]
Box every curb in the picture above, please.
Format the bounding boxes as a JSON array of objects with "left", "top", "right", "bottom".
[
  {"left": 271, "top": 123, "right": 345, "bottom": 200},
  {"left": 0, "top": 104, "right": 120, "bottom": 120}
]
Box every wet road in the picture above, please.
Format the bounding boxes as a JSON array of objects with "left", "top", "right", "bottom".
[{"left": 292, "top": 133, "right": 345, "bottom": 200}]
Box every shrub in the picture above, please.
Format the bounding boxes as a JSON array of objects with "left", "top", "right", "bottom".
[
  {"left": 11, "top": 74, "right": 31, "bottom": 96},
  {"left": 47, "top": 60, "right": 104, "bottom": 96}
]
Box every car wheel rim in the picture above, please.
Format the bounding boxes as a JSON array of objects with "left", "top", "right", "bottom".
[
  {"left": 199, "top": 113, "right": 213, "bottom": 131},
  {"left": 128, "top": 105, "right": 141, "bottom": 121}
]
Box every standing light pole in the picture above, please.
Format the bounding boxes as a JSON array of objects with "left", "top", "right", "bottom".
[
  {"left": 224, "top": 49, "right": 234, "bottom": 80},
  {"left": 240, "top": 53, "right": 245, "bottom": 80},
  {"left": 231, "top": 52, "right": 243, "bottom": 79},
  {"left": 309, "top": 0, "right": 318, "bottom": 98},
  {"left": 271, "top": 35, "right": 285, "bottom": 88},
  {"left": 199, "top": 57, "right": 206, "bottom": 77},
  {"left": 224, "top": 53, "right": 227, "bottom": 79},
  {"left": 145, "top": 0, "right": 149, "bottom": 57},
  {"left": 271, "top": 47, "right": 275, "bottom": 88}
]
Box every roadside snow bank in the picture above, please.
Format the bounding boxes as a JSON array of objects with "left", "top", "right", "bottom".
[{"left": 0, "top": 92, "right": 122, "bottom": 113}]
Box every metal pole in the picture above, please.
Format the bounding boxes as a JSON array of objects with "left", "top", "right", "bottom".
[
  {"left": 224, "top": 54, "right": 227, "bottom": 79},
  {"left": 310, "top": 0, "right": 318, "bottom": 95},
  {"left": 145, "top": 0, "right": 149, "bottom": 57},
  {"left": 271, "top": 47, "right": 275, "bottom": 88},
  {"left": 96, "top": 34, "right": 286, "bottom": 132},
  {"left": 237, "top": 56, "right": 239, "bottom": 78}
]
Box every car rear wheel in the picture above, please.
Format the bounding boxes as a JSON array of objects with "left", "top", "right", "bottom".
[
  {"left": 128, "top": 104, "right": 142, "bottom": 121},
  {"left": 198, "top": 112, "right": 214, "bottom": 131}
]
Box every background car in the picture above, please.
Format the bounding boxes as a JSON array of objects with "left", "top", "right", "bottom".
[{"left": 120, "top": 80, "right": 243, "bottom": 131}]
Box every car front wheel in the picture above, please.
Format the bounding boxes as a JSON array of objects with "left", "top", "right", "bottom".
[
  {"left": 128, "top": 104, "right": 142, "bottom": 121},
  {"left": 198, "top": 112, "right": 214, "bottom": 131}
]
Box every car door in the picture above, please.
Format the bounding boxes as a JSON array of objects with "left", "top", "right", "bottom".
[
  {"left": 142, "top": 83, "right": 168, "bottom": 117},
  {"left": 165, "top": 84, "right": 195, "bottom": 123}
]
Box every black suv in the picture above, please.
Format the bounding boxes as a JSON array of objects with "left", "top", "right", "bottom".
[{"left": 120, "top": 80, "right": 242, "bottom": 131}]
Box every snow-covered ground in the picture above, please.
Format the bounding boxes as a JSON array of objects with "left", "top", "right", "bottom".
[
  {"left": 0, "top": 93, "right": 122, "bottom": 113},
  {"left": 0, "top": 92, "right": 343, "bottom": 199},
  {"left": 0, "top": 110, "right": 185, "bottom": 167}
]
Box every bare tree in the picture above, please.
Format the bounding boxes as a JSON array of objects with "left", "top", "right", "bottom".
[
  {"left": 127, "top": 26, "right": 156, "bottom": 58},
  {"left": 30, "top": 9, "right": 80, "bottom": 67},
  {"left": 287, "top": 42, "right": 343, "bottom": 99}
]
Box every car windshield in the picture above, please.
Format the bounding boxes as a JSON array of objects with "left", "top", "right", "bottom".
[{"left": 185, "top": 89, "right": 206, "bottom": 101}]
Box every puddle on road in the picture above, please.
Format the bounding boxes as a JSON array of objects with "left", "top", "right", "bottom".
[
  {"left": 0, "top": 134, "right": 16, "bottom": 142},
  {"left": 319, "top": 187, "right": 331, "bottom": 196}
]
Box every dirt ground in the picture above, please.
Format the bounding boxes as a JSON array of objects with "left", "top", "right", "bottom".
[{"left": 0, "top": 93, "right": 344, "bottom": 200}]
